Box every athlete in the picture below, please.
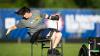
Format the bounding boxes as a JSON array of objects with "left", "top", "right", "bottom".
[{"left": 6, "top": 6, "right": 62, "bottom": 55}]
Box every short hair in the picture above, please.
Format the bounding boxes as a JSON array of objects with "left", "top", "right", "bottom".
[{"left": 15, "top": 6, "right": 31, "bottom": 15}]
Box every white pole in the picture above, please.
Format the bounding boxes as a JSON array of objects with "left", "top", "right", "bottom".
[{"left": 88, "top": 44, "right": 91, "bottom": 56}]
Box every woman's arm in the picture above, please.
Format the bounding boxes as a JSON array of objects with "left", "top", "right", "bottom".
[{"left": 6, "top": 25, "right": 17, "bottom": 35}]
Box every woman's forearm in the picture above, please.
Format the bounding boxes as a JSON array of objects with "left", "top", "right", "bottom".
[{"left": 6, "top": 25, "right": 17, "bottom": 35}]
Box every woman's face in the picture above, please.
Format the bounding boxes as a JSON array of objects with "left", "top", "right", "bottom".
[{"left": 23, "top": 12, "right": 32, "bottom": 19}]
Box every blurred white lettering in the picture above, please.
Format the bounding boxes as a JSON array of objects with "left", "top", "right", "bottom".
[{"left": 65, "top": 14, "right": 100, "bottom": 33}]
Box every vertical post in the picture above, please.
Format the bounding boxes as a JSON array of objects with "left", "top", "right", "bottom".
[
  {"left": 51, "top": 40, "right": 54, "bottom": 56},
  {"left": 41, "top": 42, "right": 43, "bottom": 56},
  {"left": 61, "top": 38, "right": 63, "bottom": 56},
  {"left": 31, "top": 43, "right": 33, "bottom": 56},
  {"left": 88, "top": 44, "right": 90, "bottom": 56}
]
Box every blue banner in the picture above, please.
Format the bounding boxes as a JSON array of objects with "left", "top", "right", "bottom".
[{"left": 0, "top": 8, "right": 100, "bottom": 40}]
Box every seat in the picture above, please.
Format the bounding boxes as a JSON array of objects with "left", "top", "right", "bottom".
[{"left": 28, "top": 28, "right": 63, "bottom": 56}]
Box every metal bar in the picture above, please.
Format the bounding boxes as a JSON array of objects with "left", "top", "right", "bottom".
[
  {"left": 61, "top": 39, "right": 63, "bottom": 56},
  {"left": 31, "top": 44, "right": 33, "bottom": 56}
]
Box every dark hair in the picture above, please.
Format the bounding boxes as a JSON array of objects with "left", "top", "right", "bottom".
[{"left": 15, "top": 6, "right": 31, "bottom": 15}]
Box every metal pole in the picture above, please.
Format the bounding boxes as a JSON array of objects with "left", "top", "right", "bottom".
[
  {"left": 51, "top": 40, "right": 54, "bottom": 56},
  {"left": 41, "top": 42, "right": 43, "bottom": 56},
  {"left": 88, "top": 44, "right": 90, "bottom": 56},
  {"left": 31, "top": 44, "right": 33, "bottom": 56},
  {"left": 61, "top": 39, "right": 63, "bottom": 56}
]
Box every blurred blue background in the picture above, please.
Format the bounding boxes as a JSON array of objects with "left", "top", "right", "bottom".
[{"left": 0, "top": 9, "right": 100, "bottom": 41}]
